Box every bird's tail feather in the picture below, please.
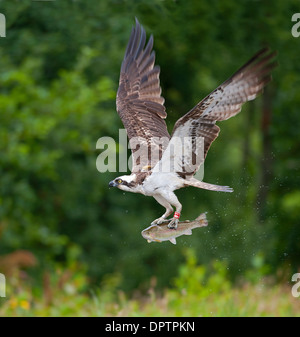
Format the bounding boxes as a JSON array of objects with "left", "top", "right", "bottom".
[{"left": 185, "top": 178, "right": 233, "bottom": 193}]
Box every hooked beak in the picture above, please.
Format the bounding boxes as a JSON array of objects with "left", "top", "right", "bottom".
[{"left": 109, "top": 180, "right": 117, "bottom": 187}]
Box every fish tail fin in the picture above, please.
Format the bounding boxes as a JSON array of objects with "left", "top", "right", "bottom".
[{"left": 195, "top": 213, "right": 208, "bottom": 227}]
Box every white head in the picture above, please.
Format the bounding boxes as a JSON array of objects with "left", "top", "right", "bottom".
[{"left": 108, "top": 174, "right": 137, "bottom": 192}]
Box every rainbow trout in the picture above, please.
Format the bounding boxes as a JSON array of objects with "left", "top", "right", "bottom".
[{"left": 141, "top": 213, "right": 208, "bottom": 244}]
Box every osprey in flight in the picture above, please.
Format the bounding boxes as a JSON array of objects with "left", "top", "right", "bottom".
[{"left": 109, "top": 19, "right": 276, "bottom": 229}]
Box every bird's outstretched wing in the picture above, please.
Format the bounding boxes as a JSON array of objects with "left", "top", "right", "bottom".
[
  {"left": 155, "top": 48, "right": 277, "bottom": 178},
  {"left": 117, "top": 19, "right": 170, "bottom": 173}
]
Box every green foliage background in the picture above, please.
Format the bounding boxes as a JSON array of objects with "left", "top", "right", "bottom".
[{"left": 0, "top": 0, "right": 299, "bottom": 299}]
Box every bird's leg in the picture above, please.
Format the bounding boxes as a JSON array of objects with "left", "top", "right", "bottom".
[
  {"left": 165, "top": 193, "right": 182, "bottom": 229},
  {"left": 153, "top": 191, "right": 182, "bottom": 229},
  {"left": 167, "top": 207, "right": 182, "bottom": 229},
  {"left": 151, "top": 215, "right": 172, "bottom": 225},
  {"left": 151, "top": 207, "right": 173, "bottom": 225},
  {"left": 151, "top": 195, "right": 173, "bottom": 225}
]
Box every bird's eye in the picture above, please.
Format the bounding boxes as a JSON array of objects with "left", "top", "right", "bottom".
[{"left": 117, "top": 179, "right": 123, "bottom": 184}]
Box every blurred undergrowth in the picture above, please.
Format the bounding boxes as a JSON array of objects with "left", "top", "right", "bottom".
[{"left": 0, "top": 248, "right": 298, "bottom": 317}]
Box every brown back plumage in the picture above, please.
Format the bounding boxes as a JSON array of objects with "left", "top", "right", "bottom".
[{"left": 117, "top": 18, "right": 170, "bottom": 173}]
